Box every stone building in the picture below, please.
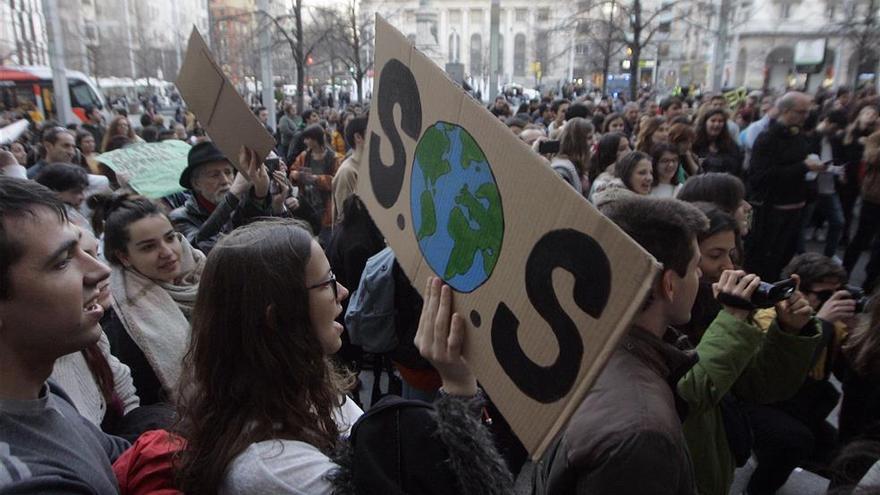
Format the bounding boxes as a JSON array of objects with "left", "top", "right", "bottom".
[
  {"left": 674, "top": 0, "right": 878, "bottom": 93},
  {"left": 0, "top": 0, "right": 49, "bottom": 66},
  {"left": 359, "top": 0, "right": 580, "bottom": 93}
]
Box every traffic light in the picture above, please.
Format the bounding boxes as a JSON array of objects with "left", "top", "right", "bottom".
[{"left": 307, "top": 56, "right": 314, "bottom": 65}]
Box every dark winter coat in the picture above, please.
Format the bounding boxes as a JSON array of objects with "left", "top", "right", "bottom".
[
  {"left": 169, "top": 189, "right": 270, "bottom": 254},
  {"left": 747, "top": 120, "right": 812, "bottom": 205}
]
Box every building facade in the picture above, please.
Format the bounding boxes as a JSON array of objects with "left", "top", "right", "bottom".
[
  {"left": 0, "top": 0, "right": 49, "bottom": 66},
  {"left": 359, "top": 0, "right": 580, "bottom": 93},
  {"left": 673, "top": 0, "right": 878, "bottom": 93},
  {"left": 209, "top": 0, "right": 258, "bottom": 90},
  {"left": 727, "top": 0, "right": 877, "bottom": 92}
]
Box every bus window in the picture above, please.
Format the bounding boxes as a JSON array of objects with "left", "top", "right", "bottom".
[{"left": 70, "top": 81, "right": 100, "bottom": 109}]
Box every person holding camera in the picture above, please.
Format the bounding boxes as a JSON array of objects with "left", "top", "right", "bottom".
[
  {"left": 677, "top": 204, "right": 820, "bottom": 495},
  {"left": 746, "top": 252, "right": 857, "bottom": 492}
]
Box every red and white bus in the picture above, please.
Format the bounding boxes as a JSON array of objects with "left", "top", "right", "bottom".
[{"left": 0, "top": 65, "right": 107, "bottom": 123}]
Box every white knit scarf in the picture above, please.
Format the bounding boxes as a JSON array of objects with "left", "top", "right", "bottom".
[{"left": 109, "top": 237, "right": 204, "bottom": 397}]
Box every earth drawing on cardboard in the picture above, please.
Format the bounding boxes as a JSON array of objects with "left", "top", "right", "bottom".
[{"left": 410, "top": 121, "right": 504, "bottom": 293}]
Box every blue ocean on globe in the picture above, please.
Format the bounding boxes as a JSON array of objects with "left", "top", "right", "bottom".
[{"left": 411, "top": 122, "right": 504, "bottom": 293}]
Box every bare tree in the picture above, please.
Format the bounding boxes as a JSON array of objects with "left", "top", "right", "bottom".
[
  {"left": 131, "top": 3, "right": 158, "bottom": 90},
  {"left": 560, "top": 0, "right": 683, "bottom": 98},
  {"left": 333, "top": 0, "right": 371, "bottom": 102},
  {"left": 612, "top": 0, "right": 682, "bottom": 99},
  {"left": 574, "top": 3, "right": 626, "bottom": 94},
  {"left": 222, "top": 4, "right": 338, "bottom": 110}
]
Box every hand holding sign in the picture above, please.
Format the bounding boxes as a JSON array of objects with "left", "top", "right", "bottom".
[
  {"left": 237, "top": 146, "right": 270, "bottom": 199},
  {"left": 415, "top": 277, "right": 478, "bottom": 397},
  {"left": 359, "top": 17, "right": 659, "bottom": 459}
]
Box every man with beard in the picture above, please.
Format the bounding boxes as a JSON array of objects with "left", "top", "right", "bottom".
[{"left": 170, "top": 141, "right": 271, "bottom": 253}]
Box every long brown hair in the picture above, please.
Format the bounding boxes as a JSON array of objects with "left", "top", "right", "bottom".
[
  {"left": 100, "top": 116, "right": 136, "bottom": 152},
  {"left": 174, "top": 219, "right": 353, "bottom": 494},
  {"left": 558, "top": 117, "right": 593, "bottom": 176},
  {"left": 694, "top": 108, "right": 737, "bottom": 155},
  {"left": 635, "top": 116, "right": 667, "bottom": 153}
]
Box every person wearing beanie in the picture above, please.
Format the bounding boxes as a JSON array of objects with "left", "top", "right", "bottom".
[{"left": 169, "top": 142, "right": 271, "bottom": 253}]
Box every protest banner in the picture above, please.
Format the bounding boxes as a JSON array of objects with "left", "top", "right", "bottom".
[
  {"left": 98, "top": 140, "right": 190, "bottom": 199},
  {"left": 723, "top": 87, "right": 748, "bottom": 108},
  {"left": 358, "top": 16, "right": 660, "bottom": 459},
  {"left": 175, "top": 27, "right": 276, "bottom": 170}
]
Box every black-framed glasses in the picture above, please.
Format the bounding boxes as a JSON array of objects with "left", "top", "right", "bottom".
[{"left": 307, "top": 272, "right": 338, "bottom": 300}]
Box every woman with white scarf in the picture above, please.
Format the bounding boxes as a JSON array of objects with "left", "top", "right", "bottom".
[{"left": 93, "top": 193, "right": 205, "bottom": 406}]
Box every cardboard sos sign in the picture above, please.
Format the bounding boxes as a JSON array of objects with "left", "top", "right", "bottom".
[{"left": 359, "top": 16, "right": 659, "bottom": 459}]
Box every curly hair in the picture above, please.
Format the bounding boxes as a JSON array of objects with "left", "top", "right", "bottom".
[
  {"left": 101, "top": 115, "right": 136, "bottom": 152},
  {"left": 174, "top": 219, "right": 354, "bottom": 494}
]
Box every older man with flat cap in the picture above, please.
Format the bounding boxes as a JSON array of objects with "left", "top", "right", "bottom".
[{"left": 170, "top": 142, "right": 271, "bottom": 253}]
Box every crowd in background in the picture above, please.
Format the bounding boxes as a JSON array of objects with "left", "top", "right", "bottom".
[{"left": 1, "top": 80, "right": 880, "bottom": 495}]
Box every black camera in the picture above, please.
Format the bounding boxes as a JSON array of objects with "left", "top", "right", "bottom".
[
  {"left": 538, "top": 139, "right": 560, "bottom": 155},
  {"left": 844, "top": 285, "right": 869, "bottom": 313},
  {"left": 751, "top": 277, "right": 798, "bottom": 309}
]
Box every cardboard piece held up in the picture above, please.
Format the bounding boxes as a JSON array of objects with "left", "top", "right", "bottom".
[
  {"left": 358, "top": 16, "right": 660, "bottom": 460},
  {"left": 175, "top": 27, "right": 275, "bottom": 170},
  {"left": 98, "top": 140, "right": 191, "bottom": 199}
]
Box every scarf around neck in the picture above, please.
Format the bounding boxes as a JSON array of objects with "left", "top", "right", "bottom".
[{"left": 109, "top": 236, "right": 205, "bottom": 396}]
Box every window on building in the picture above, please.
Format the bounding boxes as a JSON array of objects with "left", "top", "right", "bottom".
[
  {"left": 515, "top": 8, "right": 528, "bottom": 23},
  {"left": 84, "top": 23, "right": 97, "bottom": 42},
  {"left": 449, "top": 32, "right": 460, "bottom": 63},
  {"left": 470, "top": 33, "right": 483, "bottom": 75},
  {"left": 825, "top": 0, "right": 837, "bottom": 19},
  {"left": 537, "top": 8, "right": 550, "bottom": 22},
  {"left": 536, "top": 30, "right": 549, "bottom": 64},
  {"left": 779, "top": 2, "right": 793, "bottom": 18},
  {"left": 514, "top": 33, "right": 526, "bottom": 76},
  {"left": 497, "top": 34, "right": 504, "bottom": 73}
]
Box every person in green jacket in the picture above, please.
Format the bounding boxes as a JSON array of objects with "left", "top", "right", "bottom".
[{"left": 676, "top": 204, "right": 821, "bottom": 495}]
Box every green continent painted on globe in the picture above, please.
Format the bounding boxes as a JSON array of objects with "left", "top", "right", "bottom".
[{"left": 411, "top": 121, "right": 504, "bottom": 293}]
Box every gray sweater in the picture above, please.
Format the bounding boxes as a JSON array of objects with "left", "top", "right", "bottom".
[{"left": 0, "top": 382, "right": 129, "bottom": 494}]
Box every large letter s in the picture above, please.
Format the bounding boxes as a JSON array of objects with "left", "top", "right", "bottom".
[
  {"left": 369, "top": 58, "right": 422, "bottom": 208},
  {"left": 491, "top": 229, "right": 611, "bottom": 403}
]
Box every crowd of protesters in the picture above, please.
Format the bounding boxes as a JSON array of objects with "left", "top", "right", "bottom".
[{"left": 1, "top": 79, "right": 880, "bottom": 495}]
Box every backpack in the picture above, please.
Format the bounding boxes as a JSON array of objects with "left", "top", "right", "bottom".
[{"left": 345, "top": 247, "right": 398, "bottom": 354}]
